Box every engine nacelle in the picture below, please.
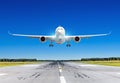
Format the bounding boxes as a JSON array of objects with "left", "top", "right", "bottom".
[
  {"left": 74, "top": 36, "right": 81, "bottom": 42},
  {"left": 39, "top": 36, "right": 46, "bottom": 42}
]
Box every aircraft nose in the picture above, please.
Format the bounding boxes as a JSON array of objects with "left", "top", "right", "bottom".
[{"left": 58, "top": 29, "right": 63, "bottom": 33}]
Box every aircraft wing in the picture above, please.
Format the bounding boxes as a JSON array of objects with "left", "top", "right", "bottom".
[
  {"left": 65, "top": 32, "right": 111, "bottom": 40},
  {"left": 8, "top": 32, "right": 55, "bottom": 40}
]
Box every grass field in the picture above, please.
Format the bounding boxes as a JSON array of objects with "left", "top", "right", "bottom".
[
  {"left": 80, "top": 61, "right": 120, "bottom": 67},
  {"left": 0, "top": 62, "right": 40, "bottom": 67}
]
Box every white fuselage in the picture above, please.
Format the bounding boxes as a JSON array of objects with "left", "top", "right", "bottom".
[{"left": 55, "top": 26, "right": 65, "bottom": 44}]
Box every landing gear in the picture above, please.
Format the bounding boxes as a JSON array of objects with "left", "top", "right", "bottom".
[
  {"left": 66, "top": 41, "right": 71, "bottom": 47},
  {"left": 49, "top": 41, "right": 54, "bottom": 47},
  {"left": 66, "top": 44, "right": 71, "bottom": 47},
  {"left": 49, "top": 44, "right": 54, "bottom": 47}
]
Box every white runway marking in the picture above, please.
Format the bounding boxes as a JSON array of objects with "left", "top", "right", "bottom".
[
  {"left": 60, "top": 76, "right": 66, "bottom": 83},
  {"left": 79, "top": 64, "right": 97, "bottom": 67},
  {"left": 0, "top": 73, "right": 7, "bottom": 76},
  {"left": 59, "top": 68, "right": 62, "bottom": 73},
  {"left": 117, "top": 73, "right": 120, "bottom": 74},
  {"left": 58, "top": 63, "right": 66, "bottom": 83}
]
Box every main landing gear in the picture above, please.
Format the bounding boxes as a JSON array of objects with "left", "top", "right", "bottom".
[
  {"left": 49, "top": 41, "right": 54, "bottom": 47},
  {"left": 49, "top": 44, "right": 54, "bottom": 47},
  {"left": 66, "top": 41, "right": 71, "bottom": 47},
  {"left": 66, "top": 44, "right": 71, "bottom": 47}
]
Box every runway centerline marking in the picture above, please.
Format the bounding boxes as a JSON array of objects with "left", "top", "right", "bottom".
[
  {"left": 58, "top": 63, "right": 66, "bottom": 83},
  {"left": 60, "top": 76, "right": 66, "bottom": 83},
  {"left": 59, "top": 68, "right": 62, "bottom": 73}
]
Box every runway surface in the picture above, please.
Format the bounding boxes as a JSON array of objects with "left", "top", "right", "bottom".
[{"left": 0, "top": 61, "right": 120, "bottom": 83}]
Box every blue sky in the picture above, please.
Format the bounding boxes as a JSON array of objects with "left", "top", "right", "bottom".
[{"left": 0, "top": 0, "right": 120, "bottom": 60}]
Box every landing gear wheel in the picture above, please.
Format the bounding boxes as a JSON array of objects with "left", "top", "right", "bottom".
[
  {"left": 49, "top": 41, "right": 54, "bottom": 47},
  {"left": 66, "top": 44, "right": 71, "bottom": 47},
  {"left": 49, "top": 44, "right": 54, "bottom": 47}
]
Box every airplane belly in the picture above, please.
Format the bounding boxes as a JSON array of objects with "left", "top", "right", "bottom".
[
  {"left": 55, "top": 36, "right": 65, "bottom": 44},
  {"left": 55, "top": 29, "right": 65, "bottom": 44}
]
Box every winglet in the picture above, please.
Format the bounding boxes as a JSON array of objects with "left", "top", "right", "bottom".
[
  {"left": 108, "top": 31, "right": 112, "bottom": 35},
  {"left": 8, "top": 31, "right": 12, "bottom": 35}
]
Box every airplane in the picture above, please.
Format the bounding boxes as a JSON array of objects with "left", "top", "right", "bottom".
[{"left": 9, "top": 26, "right": 110, "bottom": 47}]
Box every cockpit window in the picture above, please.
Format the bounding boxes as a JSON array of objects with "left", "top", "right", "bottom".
[
  {"left": 56, "top": 26, "right": 64, "bottom": 32},
  {"left": 60, "top": 28, "right": 63, "bottom": 30}
]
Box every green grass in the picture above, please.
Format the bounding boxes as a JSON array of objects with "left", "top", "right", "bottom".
[
  {"left": 80, "top": 61, "right": 120, "bottom": 67},
  {"left": 0, "top": 62, "right": 40, "bottom": 67}
]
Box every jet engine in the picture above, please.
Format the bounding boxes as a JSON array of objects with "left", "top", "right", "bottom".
[
  {"left": 74, "top": 36, "right": 80, "bottom": 42},
  {"left": 40, "top": 36, "right": 46, "bottom": 42}
]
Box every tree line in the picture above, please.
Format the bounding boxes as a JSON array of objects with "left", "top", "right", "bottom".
[
  {"left": 0, "top": 58, "right": 37, "bottom": 62},
  {"left": 81, "top": 57, "right": 120, "bottom": 61},
  {"left": 0, "top": 59, "right": 67, "bottom": 62},
  {"left": 1, "top": 57, "right": 120, "bottom": 62}
]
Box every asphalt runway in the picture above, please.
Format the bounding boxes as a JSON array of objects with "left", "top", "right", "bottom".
[{"left": 0, "top": 61, "right": 120, "bottom": 83}]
